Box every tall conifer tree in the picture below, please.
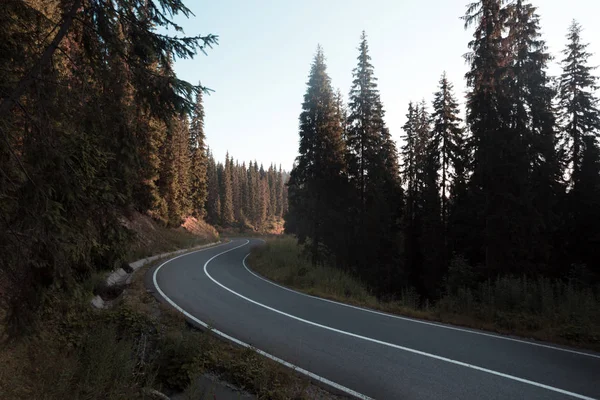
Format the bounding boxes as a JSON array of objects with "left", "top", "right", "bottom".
[
  {"left": 430, "top": 73, "right": 465, "bottom": 232},
  {"left": 220, "top": 152, "right": 234, "bottom": 225},
  {"left": 189, "top": 89, "right": 208, "bottom": 219},
  {"left": 287, "top": 46, "right": 348, "bottom": 265},
  {"left": 557, "top": 21, "right": 600, "bottom": 186}
]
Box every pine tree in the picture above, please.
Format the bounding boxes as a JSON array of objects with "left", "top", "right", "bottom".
[
  {"left": 241, "top": 161, "right": 251, "bottom": 223},
  {"left": 286, "top": 46, "right": 349, "bottom": 265},
  {"left": 157, "top": 113, "right": 190, "bottom": 226},
  {"left": 557, "top": 21, "right": 600, "bottom": 277},
  {"left": 415, "top": 101, "right": 432, "bottom": 188},
  {"left": 206, "top": 150, "right": 221, "bottom": 225},
  {"left": 335, "top": 88, "right": 348, "bottom": 142},
  {"left": 419, "top": 130, "right": 444, "bottom": 297},
  {"left": 404, "top": 101, "right": 444, "bottom": 295},
  {"left": 220, "top": 153, "right": 235, "bottom": 226},
  {"left": 430, "top": 73, "right": 465, "bottom": 232},
  {"left": 275, "top": 165, "right": 284, "bottom": 218},
  {"left": 344, "top": 32, "right": 403, "bottom": 286},
  {"left": 346, "top": 31, "right": 383, "bottom": 215},
  {"left": 401, "top": 102, "right": 419, "bottom": 206},
  {"left": 248, "top": 162, "right": 258, "bottom": 228},
  {"left": 189, "top": 89, "right": 208, "bottom": 219},
  {"left": 175, "top": 114, "right": 192, "bottom": 220},
  {"left": 569, "top": 136, "right": 600, "bottom": 276},
  {"left": 0, "top": 0, "right": 218, "bottom": 326},
  {"left": 557, "top": 20, "right": 600, "bottom": 186},
  {"left": 231, "top": 159, "right": 243, "bottom": 224},
  {"left": 267, "top": 164, "right": 277, "bottom": 218},
  {"left": 282, "top": 170, "right": 289, "bottom": 217},
  {"left": 463, "top": 0, "right": 520, "bottom": 274},
  {"left": 504, "top": 0, "right": 563, "bottom": 271},
  {"left": 259, "top": 167, "right": 269, "bottom": 227}
]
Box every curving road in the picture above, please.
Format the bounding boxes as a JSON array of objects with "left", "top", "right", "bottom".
[{"left": 146, "top": 239, "right": 600, "bottom": 400}]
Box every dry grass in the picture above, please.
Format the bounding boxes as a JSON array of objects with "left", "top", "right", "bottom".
[
  {"left": 123, "top": 263, "right": 341, "bottom": 400},
  {"left": 123, "top": 212, "right": 219, "bottom": 262},
  {"left": 0, "top": 216, "right": 341, "bottom": 400},
  {"left": 0, "top": 256, "right": 341, "bottom": 400},
  {"left": 248, "top": 236, "right": 600, "bottom": 351},
  {"left": 218, "top": 217, "right": 286, "bottom": 237}
]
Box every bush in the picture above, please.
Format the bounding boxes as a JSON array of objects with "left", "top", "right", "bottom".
[
  {"left": 444, "top": 254, "right": 476, "bottom": 296},
  {"left": 249, "top": 236, "right": 376, "bottom": 306},
  {"left": 251, "top": 239, "right": 600, "bottom": 348},
  {"left": 157, "top": 330, "right": 208, "bottom": 391}
]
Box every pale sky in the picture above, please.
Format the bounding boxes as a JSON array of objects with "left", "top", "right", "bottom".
[{"left": 170, "top": 0, "right": 600, "bottom": 171}]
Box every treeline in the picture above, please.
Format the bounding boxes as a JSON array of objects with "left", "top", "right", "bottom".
[
  {"left": 0, "top": 0, "right": 219, "bottom": 330},
  {"left": 286, "top": 0, "right": 600, "bottom": 300},
  {"left": 205, "top": 153, "right": 289, "bottom": 230}
]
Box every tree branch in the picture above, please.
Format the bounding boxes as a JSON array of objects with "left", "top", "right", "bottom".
[{"left": 0, "top": 0, "right": 81, "bottom": 119}]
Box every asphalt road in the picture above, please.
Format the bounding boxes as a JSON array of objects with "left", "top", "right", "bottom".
[{"left": 147, "top": 238, "right": 600, "bottom": 400}]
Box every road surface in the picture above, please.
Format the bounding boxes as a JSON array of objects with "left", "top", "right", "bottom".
[{"left": 147, "top": 238, "right": 600, "bottom": 400}]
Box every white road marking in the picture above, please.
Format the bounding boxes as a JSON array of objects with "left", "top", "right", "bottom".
[
  {"left": 152, "top": 239, "right": 372, "bottom": 400},
  {"left": 242, "top": 250, "right": 600, "bottom": 360},
  {"left": 200, "top": 244, "right": 595, "bottom": 400}
]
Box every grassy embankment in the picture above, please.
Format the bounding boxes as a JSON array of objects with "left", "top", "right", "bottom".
[
  {"left": 123, "top": 212, "right": 220, "bottom": 262},
  {"left": 0, "top": 215, "right": 338, "bottom": 400},
  {"left": 247, "top": 236, "right": 600, "bottom": 351}
]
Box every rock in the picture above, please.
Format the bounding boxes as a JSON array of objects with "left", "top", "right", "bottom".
[
  {"left": 90, "top": 295, "right": 105, "bottom": 309},
  {"left": 142, "top": 388, "right": 170, "bottom": 400}
]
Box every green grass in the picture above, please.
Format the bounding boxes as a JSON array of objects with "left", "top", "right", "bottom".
[
  {"left": 248, "top": 236, "right": 377, "bottom": 306},
  {"left": 248, "top": 236, "right": 600, "bottom": 350}
]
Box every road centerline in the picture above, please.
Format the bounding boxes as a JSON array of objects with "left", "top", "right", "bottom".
[
  {"left": 152, "top": 239, "right": 373, "bottom": 400},
  {"left": 202, "top": 245, "right": 596, "bottom": 400},
  {"left": 241, "top": 253, "right": 600, "bottom": 360}
]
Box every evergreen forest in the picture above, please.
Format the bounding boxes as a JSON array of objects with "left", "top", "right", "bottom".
[{"left": 286, "top": 1, "right": 600, "bottom": 301}]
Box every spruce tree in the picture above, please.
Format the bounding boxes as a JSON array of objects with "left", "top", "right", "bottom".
[
  {"left": 220, "top": 153, "right": 235, "bottom": 226},
  {"left": 505, "top": 0, "right": 563, "bottom": 271},
  {"left": 346, "top": 31, "right": 384, "bottom": 214},
  {"left": 557, "top": 21, "right": 600, "bottom": 276},
  {"left": 0, "top": 0, "right": 218, "bottom": 325},
  {"left": 189, "top": 89, "right": 208, "bottom": 219},
  {"left": 419, "top": 129, "right": 444, "bottom": 297},
  {"left": 286, "top": 46, "right": 348, "bottom": 265},
  {"left": 157, "top": 113, "right": 190, "bottom": 226},
  {"left": 175, "top": 113, "right": 192, "bottom": 220},
  {"left": 557, "top": 20, "right": 600, "bottom": 186},
  {"left": 275, "top": 165, "right": 284, "bottom": 218},
  {"left": 267, "top": 164, "right": 277, "bottom": 218},
  {"left": 206, "top": 150, "right": 221, "bottom": 225},
  {"left": 259, "top": 167, "right": 269, "bottom": 227},
  {"left": 569, "top": 136, "right": 600, "bottom": 276},
  {"left": 231, "top": 159, "right": 243, "bottom": 224},
  {"left": 430, "top": 73, "right": 464, "bottom": 232},
  {"left": 248, "top": 162, "right": 259, "bottom": 229},
  {"left": 401, "top": 102, "right": 419, "bottom": 207},
  {"left": 344, "top": 32, "right": 402, "bottom": 287},
  {"left": 241, "top": 161, "right": 251, "bottom": 223},
  {"left": 463, "top": 0, "right": 520, "bottom": 274}
]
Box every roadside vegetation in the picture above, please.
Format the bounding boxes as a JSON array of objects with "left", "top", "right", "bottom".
[
  {"left": 124, "top": 212, "right": 219, "bottom": 262},
  {"left": 281, "top": 0, "right": 600, "bottom": 355},
  {"left": 0, "top": 238, "right": 339, "bottom": 400},
  {"left": 248, "top": 237, "right": 600, "bottom": 350}
]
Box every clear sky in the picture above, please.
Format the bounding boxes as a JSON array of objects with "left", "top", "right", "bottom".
[{"left": 170, "top": 0, "right": 600, "bottom": 171}]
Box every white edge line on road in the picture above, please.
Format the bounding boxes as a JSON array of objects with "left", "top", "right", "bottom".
[
  {"left": 203, "top": 248, "right": 595, "bottom": 400},
  {"left": 242, "top": 249, "right": 600, "bottom": 360},
  {"left": 152, "top": 239, "right": 372, "bottom": 400}
]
